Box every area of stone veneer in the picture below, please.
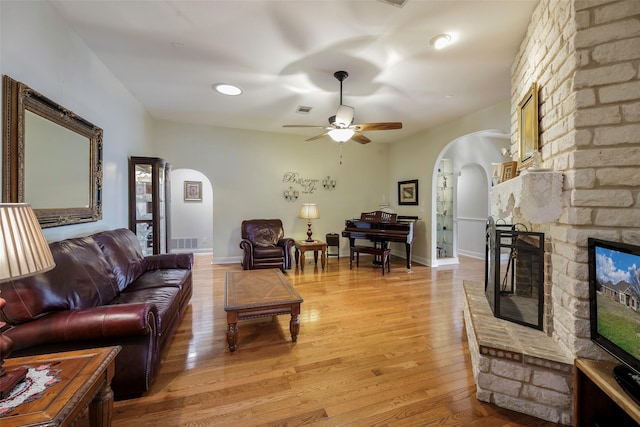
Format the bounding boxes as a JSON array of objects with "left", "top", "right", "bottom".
[{"left": 463, "top": 281, "right": 573, "bottom": 425}]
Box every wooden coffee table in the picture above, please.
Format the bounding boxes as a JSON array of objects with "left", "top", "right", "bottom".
[
  {"left": 224, "top": 269, "right": 303, "bottom": 352},
  {"left": 1, "top": 346, "right": 120, "bottom": 426},
  {"left": 294, "top": 240, "right": 327, "bottom": 271}
]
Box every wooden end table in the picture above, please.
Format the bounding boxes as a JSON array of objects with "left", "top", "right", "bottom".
[
  {"left": 1, "top": 346, "right": 120, "bottom": 427},
  {"left": 224, "top": 269, "right": 303, "bottom": 352},
  {"left": 294, "top": 240, "right": 327, "bottom": 271}
]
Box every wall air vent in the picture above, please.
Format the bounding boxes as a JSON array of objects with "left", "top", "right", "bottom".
[
  {"left": 296, "top": 106, "right": 312, "bottom": 114},
  {"left": 377, "top": 0, "right": 408, "bottom": 7}
]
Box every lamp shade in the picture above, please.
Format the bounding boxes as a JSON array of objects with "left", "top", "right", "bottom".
[
  {"left": 0, "top": 203, "right": 55, "bottom": 281},
  {"left": 299, "top": 203, "right": 319, "bottom": 220}
]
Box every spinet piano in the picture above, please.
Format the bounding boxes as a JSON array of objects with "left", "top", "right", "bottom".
[{"left": 342, "top": 211, "right": 417, "bottom": 269}]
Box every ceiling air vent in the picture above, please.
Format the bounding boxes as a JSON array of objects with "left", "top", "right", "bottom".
[
  {"left": 377, "top": 0, "right": 408, "bottom": 8},
  {"left": 296, "top": 106, "right": 312, "bottom": 114}
]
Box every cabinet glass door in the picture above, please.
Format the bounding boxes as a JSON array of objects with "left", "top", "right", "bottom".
[
  {"left": 134, "top": 164, "right": 154, "bottom": 256},
  {"left": 129, "top": 157, "right": 170, "bottom": 255}
]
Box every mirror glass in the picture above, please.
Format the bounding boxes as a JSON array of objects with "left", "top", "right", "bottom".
[
  {"left": 2, "top": 75, "right": 103, "bottom": 227},
  {"left": 25, "top": 110, "right": 91, "bottom": 209}
]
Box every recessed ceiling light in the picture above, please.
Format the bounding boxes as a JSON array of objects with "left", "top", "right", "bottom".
[
  {"left": 430, "top": 33, "right": 452, "bottom": 50},
  {"left": 213, "top": 83, "right": 242, "bottom": 96}
]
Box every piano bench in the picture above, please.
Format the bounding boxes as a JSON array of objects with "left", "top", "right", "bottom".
[{"left": 349, "top": 246, "right": 391, "bottom": 276}]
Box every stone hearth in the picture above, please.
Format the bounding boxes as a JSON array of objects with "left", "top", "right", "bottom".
[{"left": 463, "top": 281, "right": 573, "bottom": 425}]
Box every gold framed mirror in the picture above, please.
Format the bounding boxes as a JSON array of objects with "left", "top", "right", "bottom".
[{"left": 2, "top": 75, "right": 103, "bottom": 227}]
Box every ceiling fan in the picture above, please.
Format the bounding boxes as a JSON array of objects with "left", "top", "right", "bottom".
[{"left": 283, "top": 71, "right": 402, "bottom": 144}]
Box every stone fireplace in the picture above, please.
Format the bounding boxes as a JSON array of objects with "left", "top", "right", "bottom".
[
  {"left": 462, "top": 0, "right": 640, "bottom": 425},
  {"left": 485, "top": 218, "right": 545, "bottom": 330},
  {"left": 463, "top": 172, "right": 573, "bottom": 424}
]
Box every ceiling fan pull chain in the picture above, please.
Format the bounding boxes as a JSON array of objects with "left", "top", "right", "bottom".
[{"left": 339, "top": 142, "right": 343, "bottom": 165}]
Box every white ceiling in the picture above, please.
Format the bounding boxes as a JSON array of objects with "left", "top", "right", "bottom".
[{"left": 49, "top": 0, "right": 537, "bottom": 144}]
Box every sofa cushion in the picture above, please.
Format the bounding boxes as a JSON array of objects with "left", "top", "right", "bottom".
[
  {"left": 253, "top": 246, "right": 286, "bottom": 259},
  {"left": 125, "top": 269, "right": 191, "bottom": 292},
  {"left": 93, "top": 228, "right": 145, "bottom": 292},
  {"left": 0, "top": 237, "right": 119, "bottom": 324},
  {"left": 113, "top": 286, "right": 181, "bottom": 338}
]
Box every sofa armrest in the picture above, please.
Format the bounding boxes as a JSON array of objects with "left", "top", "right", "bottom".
[
  {"left": 143, "top": 253, "right": 193, "bottom": 271},
  {"left": 6, "top": 303, "right": 158, "bottom": 352}
]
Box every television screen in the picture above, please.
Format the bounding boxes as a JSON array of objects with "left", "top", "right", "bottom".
[{"left": 589, "top": 238, "right": 640, "bottom": 402}]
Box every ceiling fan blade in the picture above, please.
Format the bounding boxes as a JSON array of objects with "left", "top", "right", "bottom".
[
  {"left": 354, "top": 122, "right": 403, "bottom": 131},
  {"left": 351, "top": 132, "right": 371, "bottom": 144},
  {"left": 306, "top": 132, "right": 330, "bottom": 141},
  {"left": 283, "top": 125, "right": 326, "bottom": 128}
]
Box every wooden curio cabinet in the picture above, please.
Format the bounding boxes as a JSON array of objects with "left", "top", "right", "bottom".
[{"left": 129, "top": 156, "right": 171, "bottom": 255}]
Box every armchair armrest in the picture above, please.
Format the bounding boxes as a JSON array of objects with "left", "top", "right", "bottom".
[
  {"left": 239, "top": 239, "right": 255, "bottom": 269},
  {"left": 6, "top": 303, "right": 158, "bottom": 352},
  {"left": 143, "top": 253, "right": 193, "bottom": 271},
  {"left": 278, "top": 237, "right": 295, "bottom": 269}
]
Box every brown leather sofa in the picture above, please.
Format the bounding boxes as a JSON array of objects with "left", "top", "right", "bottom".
[
  {"left": 239, "top": 219, "right": 295, "bottom": 270},
  {"left": 0, "top": 228, "right": 192, "bottom": 399}
]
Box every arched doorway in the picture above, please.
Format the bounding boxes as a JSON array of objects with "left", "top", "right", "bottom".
[
  {"left": 170, "top": 169, "right": 213, "bottom": 257},
  {"left": 431, "top": 130, "right": 509, "bottom": 265}
]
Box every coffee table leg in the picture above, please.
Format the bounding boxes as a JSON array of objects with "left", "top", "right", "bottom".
[
  {"left": 290, "top": 304, "right": 301, "bottom": 342},
  {"left": 89, "top": 383, "right": 114, "bottom": 427},
  {"left": 227, "top": 311, "right": 239, "bottom": 352}
]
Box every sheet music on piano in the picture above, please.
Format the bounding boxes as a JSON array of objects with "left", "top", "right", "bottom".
[{"left": 342, "top": 211, "right": 418, "bottom": 271}]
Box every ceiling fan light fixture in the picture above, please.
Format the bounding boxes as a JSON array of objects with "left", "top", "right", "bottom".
[
  {"left": 213, "top": 83, "right": 242, "bottom": 96},
  {"left": 328, "top": 128, "right": 355, "bottom": 142},
  {"left": 430, "top": 33, "right": 452, "bottom": 50},
  {"left": 335, "top": 105, "right": 354, "bottom": 127}
]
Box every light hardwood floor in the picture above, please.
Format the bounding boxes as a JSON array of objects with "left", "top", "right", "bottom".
[{"left": 110, "top": 254, "right": 558, "bottom": 426}]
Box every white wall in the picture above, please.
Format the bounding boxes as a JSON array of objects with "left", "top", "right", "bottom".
[
  {"left": 456, "top": 164, "right": 488, "bottom": 259},
  {"left": 0, "top": 1, "right": 153, "bottom": 242},
  {"left": 442, "top": 131, "right": 509, "bottom": 260},
  {"left": 152, "top": 120, "right": 390, "bottom": 262},
  {"left": 0, "top": 1, "right": 514, "bottom": 263},
  {"left": 389, "top": 102, "right": 511, "bottom": 265},
  {"left": 170, "top": 168, "right": 214, "bottom": 254}
]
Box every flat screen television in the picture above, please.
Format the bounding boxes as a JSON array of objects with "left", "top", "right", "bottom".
[{"left": 589, "top": 237, "right": 640, "bottom": 404}]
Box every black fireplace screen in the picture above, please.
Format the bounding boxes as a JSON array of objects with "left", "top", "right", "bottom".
[{"left": 485, "top": 217, "right": 544, "bottom": 330}]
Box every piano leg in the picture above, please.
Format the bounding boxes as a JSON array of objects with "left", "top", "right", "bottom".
[{"left": 405, "top": 243, "right": 412, "bottom": 270}]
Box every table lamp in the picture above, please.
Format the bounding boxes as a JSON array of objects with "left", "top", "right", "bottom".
[
  {"left": 0, "top": 203, "right": 55, "bottom": 398},
  {"left": 299, "top": 203, "right": 319, "bottom": 242}
]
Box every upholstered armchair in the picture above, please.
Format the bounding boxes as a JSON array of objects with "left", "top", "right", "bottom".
[{"left": 239, "top": 219, "right": 295, "bottom": 270}]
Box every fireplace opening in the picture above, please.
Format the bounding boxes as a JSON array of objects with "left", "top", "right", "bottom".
[{"left": 485, "top": 217, "right": 544, "bottom": 330}]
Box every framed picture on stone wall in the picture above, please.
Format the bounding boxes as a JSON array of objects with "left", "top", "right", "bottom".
[{"left": 518, "top": 82, "right": 539, "bottom": 169}]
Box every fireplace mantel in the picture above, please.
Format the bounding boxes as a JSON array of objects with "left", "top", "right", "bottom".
[{"left": 491, "top": 170, "right": 563, "bottom": 223}]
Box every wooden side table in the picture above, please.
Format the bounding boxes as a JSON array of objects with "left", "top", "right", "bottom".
[
  {"left": 1, "top": 346, "right": 121, "bottom": 426},
  {"left": 295, "top": 240, "right": 327, "bottom": 271}
]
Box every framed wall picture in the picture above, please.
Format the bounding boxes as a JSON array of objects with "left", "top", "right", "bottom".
[
  {"left": 398, "top": 179, "right": 419, "bottom": 205},
  {"left": 491, "top": 163, "right": 502, "bottom": 186},
  {"left": 184, "top": 181, "right": 202, "bottom": 201},
  {"left": 500, "top": 161, "right": 518, "bottom": 183},
  {"left": 518, "top": 82, "right": 539, "bottom": 168}
]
